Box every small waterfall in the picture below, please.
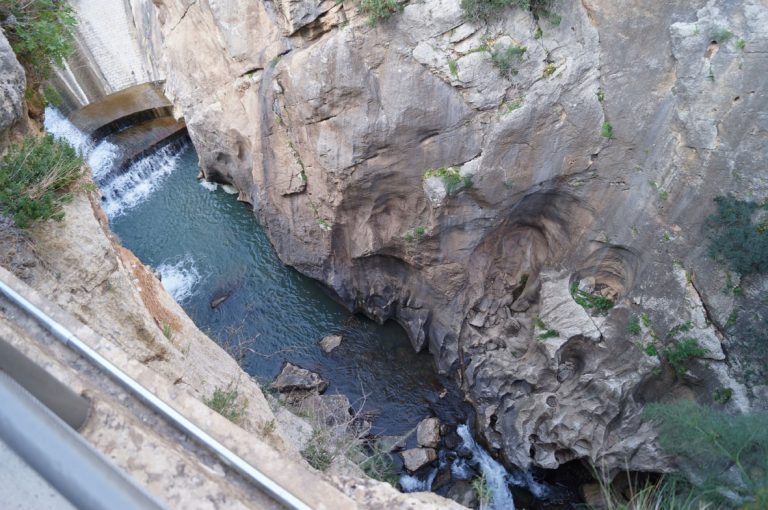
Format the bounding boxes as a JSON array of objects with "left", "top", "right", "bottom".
[
  {"left": 456, "top": 424, "right": 517, "bottom": 510},
  {"left": 98, "top": 143, "right": 184, "bottom": 217},
  {"left": 43, "top": 106, "right": 186, "bottom": 218},
  {"left": 399, "top": 468, "right": 438, "bottom": 492},
  {"left": 156, "top": 255, "right": 200, "bottom": 303}
]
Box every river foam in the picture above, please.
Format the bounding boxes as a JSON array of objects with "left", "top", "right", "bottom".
[
  {"left": 156, "top": 255, "right": 200, "bottom": 303},
  {"left": 44, "top": 106, "right": 186, "bottom": 218},
  {"left": 456, "top": 424, "right": 517, "bottom": 510}
]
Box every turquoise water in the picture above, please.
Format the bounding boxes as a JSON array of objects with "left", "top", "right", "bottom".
[{"left": 107, "top": 143, "right": 446, "bottom": 435}]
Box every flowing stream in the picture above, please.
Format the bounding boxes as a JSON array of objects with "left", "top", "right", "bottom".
[
  {"left": 45, "top": 108, "right": 447, "bottom": 437},
  {"left": 44, "top": 108, "right": 580, "bottom": 508}
]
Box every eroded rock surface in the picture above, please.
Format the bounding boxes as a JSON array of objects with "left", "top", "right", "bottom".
[
  {"left": 114, "top": 0, "right": 768, "bottom": 476},
  {"left": 0, "top": 30, "right": 25, "bottom": 141}
]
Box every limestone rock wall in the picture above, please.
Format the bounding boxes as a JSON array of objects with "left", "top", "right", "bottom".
[
  {"left": 131, "top": 0, "right": 768, "bottom": 474},
  {"left": 0, "top": 29, "right": 26, "bottom": 143}
]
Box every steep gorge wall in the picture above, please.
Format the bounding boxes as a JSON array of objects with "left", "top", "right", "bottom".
[{"left": 122, "top": 0, "right": 768, "bottom": 474}]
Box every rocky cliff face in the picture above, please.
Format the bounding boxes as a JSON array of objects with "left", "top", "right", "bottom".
[{"left": 128, "top": 0, "right": 768, "bottom": 475}]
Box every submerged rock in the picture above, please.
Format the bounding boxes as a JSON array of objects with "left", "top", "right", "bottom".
[
  {"left": 401, "top": 448, "right": 437, "bottom": 472},
  {"left": 318, "top": 334, "right": 342, "bottom": 353},
  {"left": 270, "top": 363, "right": 328, "bottom": 395},
  {"left": 209, "top": 294, "right": 229, "bottom": 309},
  {"left": 416, "top": 417, "right": 441, "bottom": 448}
]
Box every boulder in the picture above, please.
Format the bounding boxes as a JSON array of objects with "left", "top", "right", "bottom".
[
  {"left": 270, "top": 363, "right": 328, "bottom": 394},
  {"left": 416, "top": 417, "right": 441, "bottom": 448},
  {"left": 318, "top": 334, "right": 342, "bottom": 353},
  {"left": 401, "top": 448, "right": 437, "bottom": 472}
]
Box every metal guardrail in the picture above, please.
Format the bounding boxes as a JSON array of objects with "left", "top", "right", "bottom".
[
  {"left": 0, "top": 279, "right": 313, "bottom": 510},
  {"left": 0, "top": 371, "right": 166, "bottom": 510}
]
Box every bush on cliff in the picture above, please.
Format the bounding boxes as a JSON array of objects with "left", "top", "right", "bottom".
[
  {"left": 460, "top": 0, "right": 556, "bottom": 23},
  {"left": 0, "top": 0, "right": 77, "bottom": 87},
  {"left": 704, "top": 195, "right": 768, "bottom": 276},
  {"left": 359, "top": 0, "right": 401, "bottom": 25},
  {"left": 0, "top": 135, "right": 83, "bottom": 228},
  {"left": 643, "top": 400, "right": 768, "bottom": 509}
]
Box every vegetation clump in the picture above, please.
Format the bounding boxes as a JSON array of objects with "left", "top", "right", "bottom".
[
  {"left": 534, "top": 316, "right": 559, "bottom": 339},
  {"left": 601, "top": 121, "right": 614, "bottom": 139},
  {"left": 0, "top": 1, "right": 77, "bottom": 92},
  {"left": 460, "top": 0, "right": 557, "bottom": 24},
  {"left": 570, "top": 282, "right": 614, "bottom": 314},
  {"left": 205, "top": 384, "right": 248, "bottom": 424},
  {"left": 359, "top": 0, "right": 401, "bottom": 25},
  {"left": 490, "top": 43, "right": 527, "bottom": 77},
  {"left": 662, "top": 337, "right": 707, "bottom": 377},
  {"left": 626, "top": 316, "right": 642, "bottom": 336},
  {"left": 704, "top": 195, "right": 768, "bottom": 276},
  {"left": 644, "top": 400, "right": 768, "bottom": 509},
  {"left": 0, "top": 135, "right": 83, "bottom": 228},
  {"left": 424, "top": 166, "right": 472, "bottom": 195}
]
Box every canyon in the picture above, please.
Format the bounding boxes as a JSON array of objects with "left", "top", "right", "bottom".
[
  {"left": 4, "top": 0, "right": 768, "bottom": 506},
  {"left": 110, "top": 0, "right": 767, "bottom": 475}
]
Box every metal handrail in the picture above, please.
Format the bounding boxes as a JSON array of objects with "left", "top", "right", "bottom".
[
  {"left": 0, "top": 279, "right": 313, "bottom": 510},
  {"left": 0, "top": 371, "right": 166, "bottom": 510}
]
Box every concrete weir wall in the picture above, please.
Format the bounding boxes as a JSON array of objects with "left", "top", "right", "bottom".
[{"left": 52, "top": 0, "right": 162, "bottom": 112}]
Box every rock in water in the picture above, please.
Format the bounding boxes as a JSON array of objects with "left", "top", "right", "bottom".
[
  {"left": 270, "top": 363, "right": 328, "bottom": 394},
  {"left": 209, "top": 294, "right": 229, "bottom": 308},
  {"left": 318, "top": 334, "right": 342, "bottom": 353},
  {"left": 401, "top": 447, "right": 437, "bottom": 472},
  {"left": 416, "top": 417, "right": 441, "bottom": 448}
]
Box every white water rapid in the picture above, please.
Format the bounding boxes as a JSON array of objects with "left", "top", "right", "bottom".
[
  {"left": 43, "top": 107, "right": 185, "bottom": 218},
  {"left": 156, "top": 255, "right": 201, "bottom": 303},
  {"left": 456, "top": 424, "right": 517, "bottom": 510}
]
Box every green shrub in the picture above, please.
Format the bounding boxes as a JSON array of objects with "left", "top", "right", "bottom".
[
  {"left": 490, "top": 43, "right": 527, "bottom": 77},
  {"left": 359, "top": 0, "right": 401, "bottom": 25},
  {"left": 0, "top": 135, "right": 83, "bottom": 228},
  {"left": 712, "top": 387, "right": 733, "bottom": 403},
  {"left": 668, "top": 320, "right": 693, "bottom": 338},
  {"left": 424, "top": 166, "right": 471, "bottom": 195},
  {"left": 570, "top": 282, "right": 614, "bottom": 314},
  {"left": 205, "top": 384, "right": 248, "bottom": 424},
  {"left": 736, "top": 39, "right": 746, "bottom": 50},
  {"left": 460, "top": 0, "right": 555, "bottom": 23},
  {"left": 626, "top": 316, "right": 642, "bottom": 336},
  {"left": 662, "top": 338, "right": 706, "bottom": 377},
  {"left": 358, "top": 443, "right": 399, "bottom": 485},
  {"left": 0, "top": 0, "right": 77, "bottom": 87},
  {"left": 448, "top": 59, "right": 459, "bottom": 77},
  {"left": 645, "top": 400, "right": 768, "bottom": 508},
  {"left": 711, "top": 28, "right": 734, "bottom": 43},
  {"left": 601, "top": 121, "right": 614, "bottom": 139},
  {"left": 534, "top": 316, "right": 559, "bottom": 339},
  {"left": 704, "top": 196, "right": 768, "bottom": 276},
  {"left": 301, "top": 432, "right": 334, "bottom": 471},
  {"left": 643, "top": 343, "right": 658, "bottom": 357},
  {"left": 460, "top": 0, "right": 529, "bottom": 21}
]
